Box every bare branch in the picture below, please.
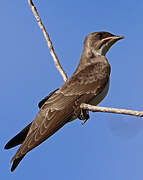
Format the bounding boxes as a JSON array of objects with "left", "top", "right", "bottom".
[
  {"left": 27, "top": 0, "right": 68, "bottom": 82},
  {"left": 80, "top": 103, "right": 143, "bottom": 117}
]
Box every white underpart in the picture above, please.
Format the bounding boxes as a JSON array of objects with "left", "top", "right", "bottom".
[{"left": 89, "top": 80, "right": 109, "bottom": 106}]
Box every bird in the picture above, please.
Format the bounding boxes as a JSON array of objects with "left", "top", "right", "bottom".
[{"left": 4, "top": 31, "right": 124, "bottom": 171}]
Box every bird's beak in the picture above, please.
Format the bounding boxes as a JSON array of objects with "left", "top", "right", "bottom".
[
  {"left": 102, "top": 35, "right": 124, "bottom": 45},
  {"left": 96, "top": 35, "right": 124, "bottom": 55}
]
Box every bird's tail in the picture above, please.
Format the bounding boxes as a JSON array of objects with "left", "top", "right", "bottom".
[
  {"left": 10, "top": 154, "right": 25, "bottom": 172},
  {"left": 4, "top": 122, "right": 32, "bottom": 149}
]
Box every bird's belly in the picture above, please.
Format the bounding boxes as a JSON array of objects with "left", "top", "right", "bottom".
[{"left": 89, "top": 80, "right": 110, "bottom": 106}]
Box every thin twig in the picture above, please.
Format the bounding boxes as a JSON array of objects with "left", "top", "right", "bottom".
[
  {"left": 27, "top": 0, "right": 68, "bottom": 82},
  {"left": 80, "top": 103, "right": 143, "bottom": 117}
]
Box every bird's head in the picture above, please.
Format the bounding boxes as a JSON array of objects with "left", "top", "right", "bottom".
[{"left": 83, "top": 31, "right": 124, "bottom": 57}]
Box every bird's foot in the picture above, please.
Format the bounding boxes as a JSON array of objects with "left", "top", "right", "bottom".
[{"left": 78, "top": 109, "right": 89, "bottom": 125}]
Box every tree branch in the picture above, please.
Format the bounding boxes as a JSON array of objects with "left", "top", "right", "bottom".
[
  {"left": 27, "top": 0, "right": 68, "bottom": 82},
  {"left": 80, "top": 103, "right": 143, "bottom": 117}
]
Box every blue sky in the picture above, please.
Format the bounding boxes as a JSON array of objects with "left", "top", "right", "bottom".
[{"left": 1, "top": 0, "right": 143, "bottom": 179}]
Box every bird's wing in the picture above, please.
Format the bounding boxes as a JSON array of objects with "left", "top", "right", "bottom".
[
  {"left": 10, "top": 60, "right": 110, "bottom": 171},
  {"left": 38, "top": 88, "right": 59, "bottom": 108},
  {"left": 10, "top": 91, "right": 79, "bottom": 171},
  {"left": 60, "top": 59, "right": 110, "bottom": 96}
]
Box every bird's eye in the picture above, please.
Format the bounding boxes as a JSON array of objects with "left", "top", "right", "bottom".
[{"left": 97, "top": 33, "right": 103, "bottom": 39}]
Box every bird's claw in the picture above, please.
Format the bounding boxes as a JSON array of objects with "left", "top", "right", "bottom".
[
  {"left": 81, "top": 118, "right": 88, "bottom": 125},
  {"left": 78, "top": 109, "right": 89, "bottom": 125}
]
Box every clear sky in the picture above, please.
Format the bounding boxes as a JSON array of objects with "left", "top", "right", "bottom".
[{"left": 1, "top": 0, "right": 143, "bottom": 179}]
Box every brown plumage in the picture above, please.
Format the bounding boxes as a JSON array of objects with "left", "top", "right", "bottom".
[{"left": 5, "top": 32, "right": 123, "bottom": 171}]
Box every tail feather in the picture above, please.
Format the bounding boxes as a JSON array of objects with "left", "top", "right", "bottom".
[
  {"left": 11, "top": 155, "right": 25, "bottom": 172},
  {"left": 5, "top": 122, "right": 32, "bottom": 149}
]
